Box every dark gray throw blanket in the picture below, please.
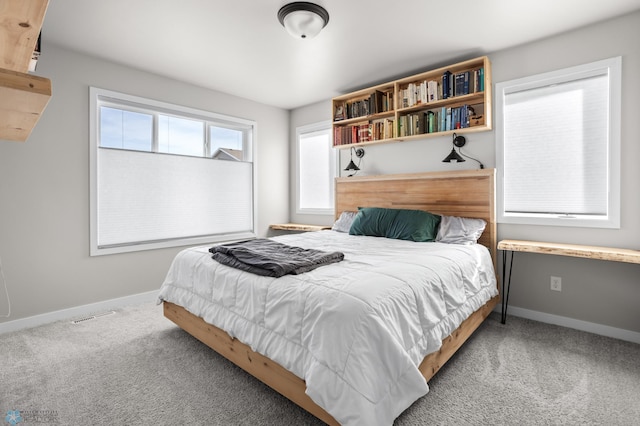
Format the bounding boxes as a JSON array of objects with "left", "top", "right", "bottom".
[{"left": 209, "top": 238, "right": 344, "bottom": 278}]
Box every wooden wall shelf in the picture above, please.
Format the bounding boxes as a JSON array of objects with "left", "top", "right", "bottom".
[
  {"left": 270, "top": 223, "right": 332, "bottom": 232},
  {"left": 332, "top": 56, "right": 492, "bottom": 149},
  {"left": 0, "top": 0, "right": 51, "bottom": 142}
]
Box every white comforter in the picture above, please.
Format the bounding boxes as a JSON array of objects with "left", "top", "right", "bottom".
[{"left": 158, "top": 231, "right": 498, "bottom": 425}]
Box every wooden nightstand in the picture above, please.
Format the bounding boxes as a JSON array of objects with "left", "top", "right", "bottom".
[{"left": 269, "top": 223, "right": 332, "bottom": 232}]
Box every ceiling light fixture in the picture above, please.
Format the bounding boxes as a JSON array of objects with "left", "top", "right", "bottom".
[{"left": 277, "top": 2, "right": 329, "bottom": 39}]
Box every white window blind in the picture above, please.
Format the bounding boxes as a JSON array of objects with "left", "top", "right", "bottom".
[
  {"left": 497, "top": 57, "right": 621, "bottom": 228},
  {"left": 503, "top": 75, "right": 608, "bottom": 215},
  {"left": 90, "top": 87, "right": 256, "bottom": 255},
  {"left": 97, "top": 149, "right": 253, "bottom": 247},
  {"left": 296, "top": 122, "right": 336, "bottom": 214}
]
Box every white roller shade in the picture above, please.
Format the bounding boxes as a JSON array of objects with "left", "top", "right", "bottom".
[
  {"left": 97, "top": 148, "right": 253, "bottom": 248},
  {"left": 503, "top": 73, "right": 609, "bottom": 216}
]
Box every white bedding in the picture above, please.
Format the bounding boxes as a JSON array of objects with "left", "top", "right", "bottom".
[{"left": 158, "top": 230, "right": 498, "bottom": 425}]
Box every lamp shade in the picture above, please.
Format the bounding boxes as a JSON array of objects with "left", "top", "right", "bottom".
[
  {"left": 278, "top": 2, "right": 329, "bottom": 39},
  {"left": 442, "top": 148, "right": 465, "bottom": 163},
  {"left": 344, "top": 159, "right": 360, "bottom": 171}
]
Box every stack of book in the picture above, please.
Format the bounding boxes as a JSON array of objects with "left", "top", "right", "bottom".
[
  {"left": 334, "top": 90, "right": 394, "bottom": 122},
  {"left": 397, "top": 104, "right": 478, "bottom": 137},
  {"left": 400, "top": 67, "right": 484, "bottom": 108},
  {"left": 333, "top": 117, "right": 396, "bottom": 145}
]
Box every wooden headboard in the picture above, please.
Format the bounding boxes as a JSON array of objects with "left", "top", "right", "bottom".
[{"left": 335, "top": 169, "right": 497, "bottom": 267}]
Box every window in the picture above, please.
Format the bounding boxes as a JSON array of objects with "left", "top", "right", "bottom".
[
  {"left": 296, "top": 122, "right": 336, "bottom": 214},
  {"left": 90, "top": 87, "right": 256, "bottom": 255},
  {"left": 496, "top": 57, "right": 621, "bottom": 228}
]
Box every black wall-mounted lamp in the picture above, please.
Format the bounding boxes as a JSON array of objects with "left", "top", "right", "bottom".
[
  {"left": 345, "top": 146, "right": 365, "bottom": 177},
  {"left": 442, "top": 133, "right": 484, "bottom": 169}
]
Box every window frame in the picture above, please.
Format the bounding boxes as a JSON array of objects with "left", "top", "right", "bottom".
[
  {"left": 89, "top": 87, "right": 258, "bottom": 255},
  {"left": 496, "top": 57, "right": 621, "bottom": 229},
  {"left": 295, "top": 121, "right": 337, "bottom": 215}
]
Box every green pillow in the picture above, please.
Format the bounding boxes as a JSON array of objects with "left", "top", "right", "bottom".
[{"left": 349, "top": 207, "right": 441, "bottom": 242}]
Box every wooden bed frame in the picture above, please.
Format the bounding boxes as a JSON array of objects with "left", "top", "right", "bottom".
[{"left": 163, "top": 168, "right": 499, "bottom": 425}]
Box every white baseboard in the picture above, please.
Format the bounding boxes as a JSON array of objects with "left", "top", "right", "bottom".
[
  {"left": 496, "top": 305, "right": 640, "bottom": 344},
  {"left": 0, "top": 290, "right": 158, "bottom": 335},
  {"left": 3, "top": 293, "right": 638, "bottom": 345}
]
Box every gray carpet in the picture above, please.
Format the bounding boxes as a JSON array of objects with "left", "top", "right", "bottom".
[{"left": 1, "top": 302, "right": 638, "bottom": 425}]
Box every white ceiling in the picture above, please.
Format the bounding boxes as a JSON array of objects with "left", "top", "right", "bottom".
[{"left": 42, "top": 0, "right": 640, "bottom": 110}]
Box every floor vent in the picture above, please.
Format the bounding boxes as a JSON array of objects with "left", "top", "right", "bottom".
[{"left": 71, "top": 310, "right": 116, "bottom": 325}]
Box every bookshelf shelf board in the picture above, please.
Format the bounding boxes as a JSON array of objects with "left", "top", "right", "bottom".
[{"left": 395, "top": 92, "right": 485, "bottom": 114}]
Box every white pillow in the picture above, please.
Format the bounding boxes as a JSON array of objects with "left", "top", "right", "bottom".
[
  {"left": 331, "top": 211, "right": 358, "bottom": 233},
  {"left": 436, "top": 215, "right": 486, "bottom": 245}
]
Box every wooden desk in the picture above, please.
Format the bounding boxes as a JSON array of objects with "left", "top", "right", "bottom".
[
  {"left": 269, "top": 223, "right": 332, "bottom": 232},
  {"left": 497, "top": 239, "right": 640, "bottom": 324}
]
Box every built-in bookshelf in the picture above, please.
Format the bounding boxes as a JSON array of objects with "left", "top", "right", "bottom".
[{"left": 332, "top": 56, "right": 491, "bottom": 148}]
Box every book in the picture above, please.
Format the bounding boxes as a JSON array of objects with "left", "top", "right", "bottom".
[
  {"left": 385, "top": 118, "right": 395, "bottom": 139},
  {"left": 460, "top": 105, "right": 468, "bottom": 128},
  {"left": 28, "top": 32, "right": 41, "bottom": 73},
  {"left": 442, "top": 71, "right": 452, "bottom": 99},
  {"left": 472, "top": 69, "right": 479, "bottom": 93},
  {"left": 409, "top": 83, "right": 418, "bottom": 107},
  {"left": 427, "top": 111, "right": 435, "bottom": 133},
  {"left": 401, "top": 88, "right": 409, "bottom": 108},
  {"left": 427, "top": 80, "right": 438, "bottom": 102},
  {"left": 455, "top": 73, "right": 465, "bottom": 97},
  {"left": 463, "top": 71, "right": 470, "bottom": 95},
  {"left": 358, "top": 123, "right": 372, "bottom": 142},
  {"left": 384, "top": 91, "right": 394, "bottom": 111},
  {"left": 334, "top": 103, "right": 346, "bottom": 121}
]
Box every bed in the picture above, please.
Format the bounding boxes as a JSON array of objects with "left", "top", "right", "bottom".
[{"left": 159, "top": 169, "right": 499, "bottom": 425}]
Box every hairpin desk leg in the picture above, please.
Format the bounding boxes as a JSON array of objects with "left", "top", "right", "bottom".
[{"left": 501, "top": 250, "right": 514, "bottom": 324}]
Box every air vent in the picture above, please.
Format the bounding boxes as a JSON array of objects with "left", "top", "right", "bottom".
[{"left": 71, "top": 310, "right": 116, "bottom": 325}]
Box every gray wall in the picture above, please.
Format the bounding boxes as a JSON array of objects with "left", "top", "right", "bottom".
[
  {"left": 0, "top": 44, "right": 289, "bottom": 322},
  {"left": 290, "top": 12, "right": 640, "bottom": 333}
]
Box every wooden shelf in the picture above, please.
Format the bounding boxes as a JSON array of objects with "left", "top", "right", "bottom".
[
  {"left": 0, "top": 67, "right": 51, "bottom": 141},
  {"left": 498, "top": 239, "right": 640, "bottom": 264},
  {"left": 498, "top": 239, "right": 640, "bottom": 323},
  {"left": 0, "top": 0, "right": 51, "bottom": 142},
  {"left": 332, "top": 56, "right": 492, "bottom": 148},
  {"left": 270, "top": 223, "right": 332, "bottom": 232}
]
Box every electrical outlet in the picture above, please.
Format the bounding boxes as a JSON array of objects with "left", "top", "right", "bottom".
[{"left": 550, "top": 276, "right": 562, "bottom": 292}]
